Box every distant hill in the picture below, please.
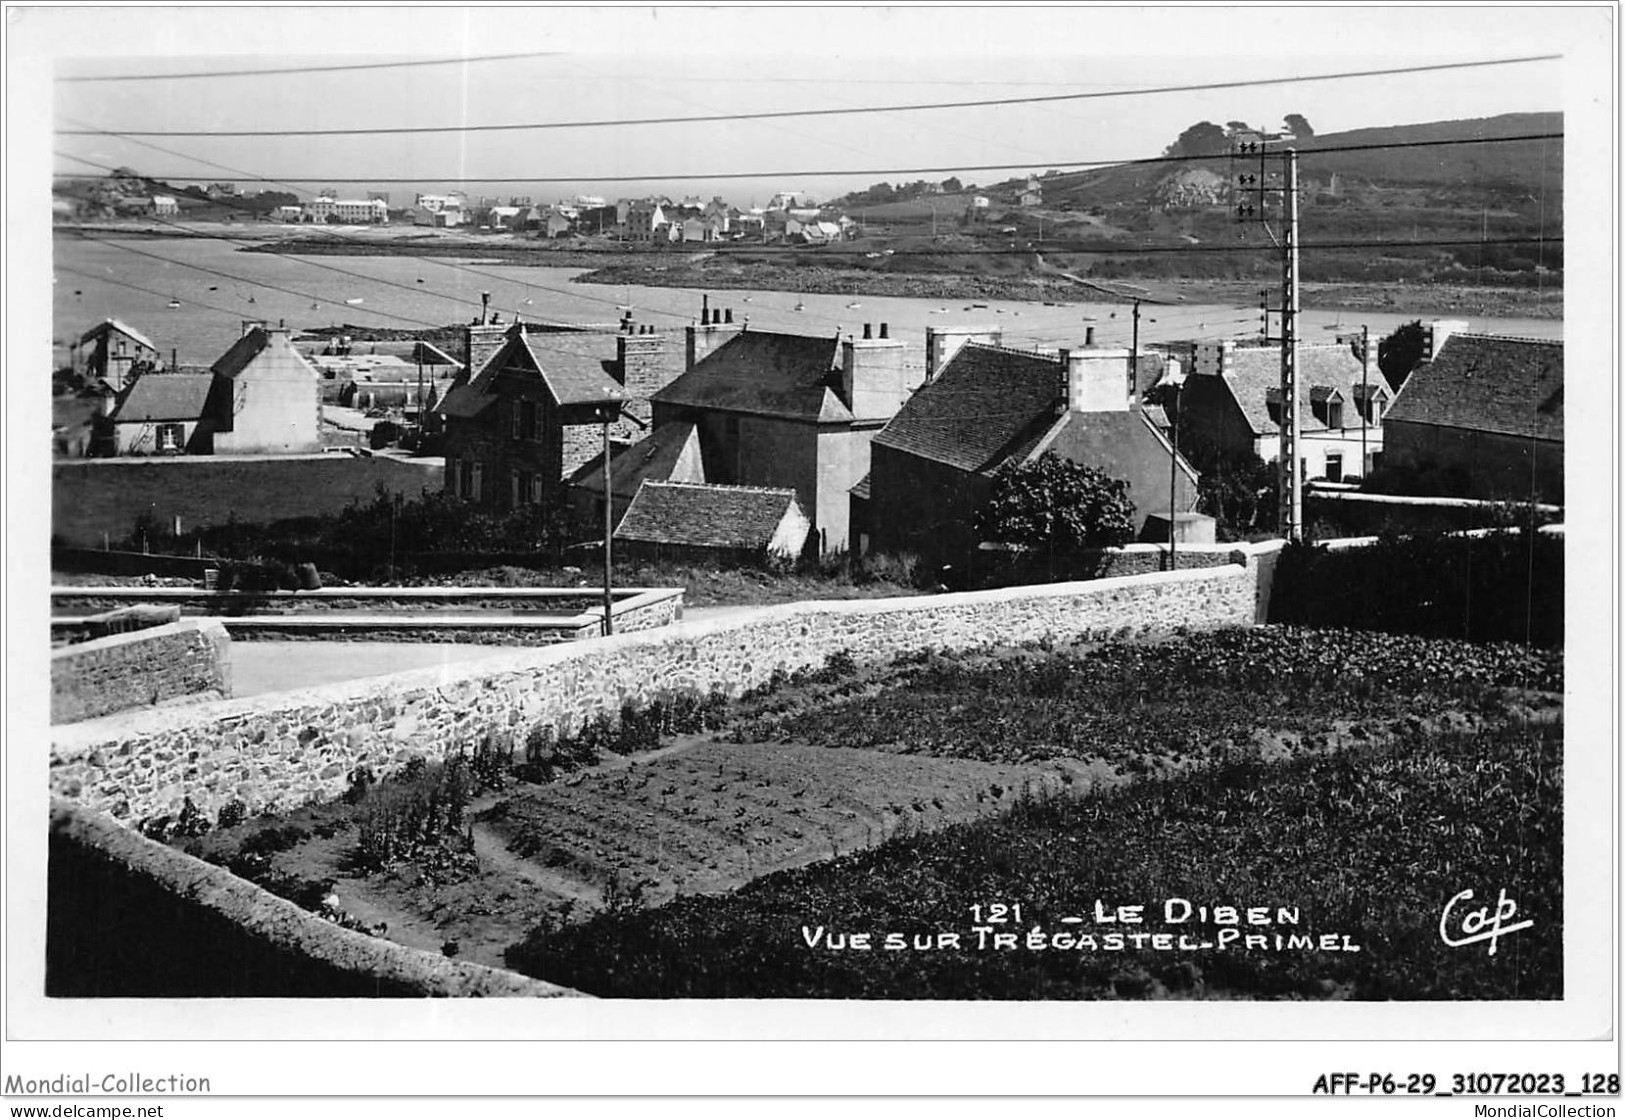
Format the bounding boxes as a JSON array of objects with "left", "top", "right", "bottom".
[
  {"left": 1030, "top": 113, "right": 1562, "bottom": 209},
  {"left": 825, "top": 113, "right": 1563, "bottom": 286}
]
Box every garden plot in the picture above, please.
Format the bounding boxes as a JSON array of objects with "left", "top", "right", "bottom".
[
  {"left": 486, "top": 741, "right": 1080, "bottom": 907},
  {"left": 161, "top": 627, "right": 1562, "bottom": 982}
]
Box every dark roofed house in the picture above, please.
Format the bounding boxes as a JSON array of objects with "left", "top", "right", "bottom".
[
  {"left": 437, "top": 322, "right": 629, "bottom": 517},
  {"left": 74, "top": 318, "right": 162, "bottom": 393},
  {"left": 1176, "top": 338, "right": 1391, "bottom": 481},
  {"left": 95, "top": 324, "right": 321, "bottom": 456},
  {"left": 568, "top": 420, "right": 705, "bottom": 532},
  {"left": 614, "top": 480, "right": 812, "bottom": 566},
  {"left": 644, "top": 306, "right": 921, "bottom": 554},
  {"left": 1381, "top": 333, "right": 1563, "bottom": 502},
  {"left": 100, "top": 373, "right": 217, "bottom": 455},
  {"left": 868, "top": 338, "right": 1199, "bottom": 566}
]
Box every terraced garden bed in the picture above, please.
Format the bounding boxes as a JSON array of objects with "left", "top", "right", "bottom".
[{"left": 161, "top": 627, "right": 1562, "bottom": 992}]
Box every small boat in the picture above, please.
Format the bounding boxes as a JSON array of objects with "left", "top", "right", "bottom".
[
  {"left": 167, "top": 298, "right": 181, "bottom": 309},
  {"left": 416, "top": 278, "right": 425, "bottom": 284},
  {"left": 345, "top": 298, "right": 364, "bottom": 305},
  {"left": 207, "top": 285, "right": 218, "bottom": 291},
  {"left": 310, "top": 302, "right": 320, "bottom": 310},
  {"left": 846, "top": 301, "right": 861, "bottom": 309},
  {"left": 794, "top": 301, "right": 805, "bottom": 312}
]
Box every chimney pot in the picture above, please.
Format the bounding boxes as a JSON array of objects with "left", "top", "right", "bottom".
[
  {"left": 1085, "top": 326, "right": 1096, "bottom": 346},
  {"left": 879, "top": 322, "right": 889, "bottom": 339},
  {"left": 863, "top": 323, "right": 873, "bottom": 340},
  {"left": 724, "top": 308, "right": 733, "bottom": 324}
]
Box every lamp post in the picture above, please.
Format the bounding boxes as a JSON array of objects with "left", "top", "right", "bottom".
[{"left": 1167, "top": 368, "right": 1185, "bottom": 571}]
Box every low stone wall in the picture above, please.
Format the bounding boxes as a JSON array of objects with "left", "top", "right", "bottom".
[
  {"left": 51, "top": 559, "right": 1257, "bottom": 826},
  {"left": 51, "top": 587, "right": 685, "bottom": 645},
  {"left": 47, "top": 798, "right": 580, "bottom": 998},
  {"left": 969, "top": 543, "right": 1238, "bottom": 589},
  {"left": 52, "top": 619, "right": 232, "bottom": 725}
]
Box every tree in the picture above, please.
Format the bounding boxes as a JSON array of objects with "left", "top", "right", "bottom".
[
  {"left": 939, "top": 176, "right": 964, "bottom": 194},
  {"left": 976, "top": 453, "right": 1135, "bottom": 553},
  {"left": 1164, "top": 121, "right": 1230, "bottom": 159},
  {"left": 1284, "top": 113, "right": 1315, "bottom": 140},
  {"left": 1377, "top": 320, "right": 1427, "bottom": 392}
]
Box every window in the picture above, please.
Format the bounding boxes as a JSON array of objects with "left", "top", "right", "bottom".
[
  {"left": 470, "top": 461, "right": 484, "bottom": 502},
  {"left": 155, "top": 423, "right": 185, "bottom": 452},
  {"left": 511, "top": 405, "right": 523, "bottom": 440},
  {"left": 1326, "top": 401, "right": 1343, "bottom": 429},
  {"left": 1325, "top": 452, "right": 1343, "bottom": 483},
  {"left": 521, "top": 399, "right": 539, "bottom": 442},
  {"left": 511, "top": 471, "right": 523, "bottom": 508}
]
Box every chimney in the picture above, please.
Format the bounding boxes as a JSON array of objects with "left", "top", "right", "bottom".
[
  {"left": 460, "top": 322, "right": 508, "bottom": 385},
  {"left": 863, "top": 323, "right": 873, "bottom": 340},
  {"left": 724, "top": 308, "right": 733, "bottom": 324},
  {"left": 684, "top": 310, "right": 744, "bottom": 372},
  {"left": 1085, "top": 325, "right": 1096, "bottom": 346},
  {"left": 1058, "top": 339, "right": 1133, "bottom": 413},
  {"left": 879, "top": 323, "right": 888, "bottom": 339},
  {"left": 1191, "top": 339, "right": 1233, "bottom": 378},
  {"left": 925, "top": 325, "right": 1003, "bottom": 379},
  {"left": 841, "top": 329, "right": 909, "bottom": 420},
  {"left": 480, "top": 291, "right": 491, "bottom": 325},
  {"left": 617, "top": 327, "right": 673, "bottom": 430},
  {"left": 1423, "top": 318, "right": 1469, "bottom": 362}
]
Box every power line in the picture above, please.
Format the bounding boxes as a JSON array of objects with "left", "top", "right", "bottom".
[
  {"left": 56, "top": 55, "right": 1560, "bottom": 138},
  {"left": 56, "top": 50, "right": 562, "bottom": 83},
  {"left": 56, "top": 130, "right": 1565, "bottom": 185}
]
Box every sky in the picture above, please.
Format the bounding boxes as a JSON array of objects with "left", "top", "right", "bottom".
[{"left": 27, "top": 5, "right": 1587, "bottom": 207}]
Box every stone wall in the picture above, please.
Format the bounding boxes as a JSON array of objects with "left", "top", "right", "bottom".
[
  {"left": 52, "top": 560, "right": 1257, "bottom": 827},
  {"left": 52, "top": 455, "right": 442, "bottom": 549},
  {"left": 52, "top": 619, "right": 232, "bottom": 725},
  {"left": 47, "top": 798, "right": 580, "bottom": 998}
]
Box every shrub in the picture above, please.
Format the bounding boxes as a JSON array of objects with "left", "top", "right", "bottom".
[{"left": 215, "top": 799, "right": 248, "bottom": 831}]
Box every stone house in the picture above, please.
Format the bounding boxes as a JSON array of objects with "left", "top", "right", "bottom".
[
  {"left": 1381, "top": 332, "right": 1563, "bottom": 502},
  {"left": 1174, "top": 338, "right": 1392, "bottom": 481},
  {"left": 74, "top": 318, "right": 163, "bottom": 393},
  {"left": 613, "top": 480, "right": 812, "bottom": 566},
  {"left": 626, "top": 306, "right": 921, "bottom": 555},
  {"left": 97, "top": 324, "right": 321, "bottom": 456},
  {"left": 866, "top": 335, "right": 1199, "bottom": 565},
  {"left": 437, "top": 320, "right": 694, "bottom": 518}
]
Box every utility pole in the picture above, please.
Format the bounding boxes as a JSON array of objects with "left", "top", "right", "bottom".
[
  {"left": 1231, "top": 129, "right": 1303, "bottom": 543},
  {"left": 1280, "top": 146, "right": 1302, "bottom": 541},
  {"left": 1359, "top": 324, "right": 1370, "bottom": 479},
  {"left": 602, "top": 416, "right": 614, "bottom": 637}
]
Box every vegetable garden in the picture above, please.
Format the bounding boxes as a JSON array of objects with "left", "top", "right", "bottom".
[{"left": 163, "top": 626, "right": 1562, "bottom": 998}]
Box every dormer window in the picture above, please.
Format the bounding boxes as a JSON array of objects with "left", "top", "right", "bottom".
[{"left": 1326, "top": 401, "right": 1343, "bottom": 429}]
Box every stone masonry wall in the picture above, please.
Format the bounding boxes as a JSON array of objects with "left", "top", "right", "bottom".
[
  {"left": 51, "top": 559, "right": 1257, "bottom": 826},
  {"left": 52, "top": 620, "right": 232, "bottom": 725}
]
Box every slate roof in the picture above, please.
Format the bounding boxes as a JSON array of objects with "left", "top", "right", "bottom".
[
  {"left": 1384, "top": 334, "right": 1563, "bottom": 442},
  {"left": 111, "top": 373, "right": 215, "bottom": 423},
  {"left": 438, "top": 325, "right": 625, "bottom": 419},
  {"left": 211, "top": 327, "right": 319, "bottom": 382},
  {"left": 1035, "top": 408, "right": 1200, "bottom": 489},
  {"left": 79, "top": 318, "right": 158, "bottom": 352},
  {"left": 650, "top": 330, "right": 850, "bottom": 422},
  {"left": 614, "top": 481, "right": 806, "bottom": 552},
  {"left": 850, "top": 473, "right": 871, "bottom": 500},
  {"left": 873, "top": 342, "right": 1060, "bottom": 474},
  {"left": 570, "top": 421, "right": 703, "bottom": 499}
]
